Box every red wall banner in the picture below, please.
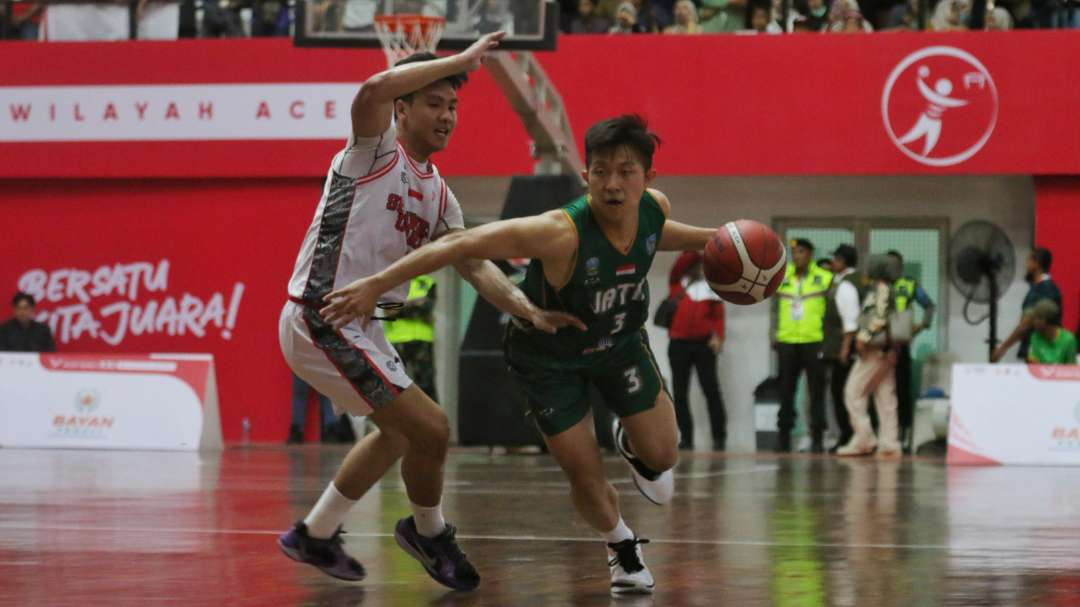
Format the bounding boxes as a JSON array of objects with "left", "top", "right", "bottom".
[
  {"left": 0, "top": 179, "right": 317, "bottom": 441},
  {"left": 2, "top": 31, "right": 1080, "bottom": 177}
]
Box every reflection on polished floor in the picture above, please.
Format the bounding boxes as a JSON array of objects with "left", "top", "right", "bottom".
[{"left": 3, "top": 446, "right": 1080, "bottom": 606}]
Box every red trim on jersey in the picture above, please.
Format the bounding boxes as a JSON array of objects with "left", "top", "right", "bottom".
[
  {"left": 408, "top": 188, "right": 424, "bottom": 201},
  {"left": 356, "top": 150, "right": 400, "bottom": 185},
  {"left": 398, "top": 143, "right": 434, "bottom": 179},
  {"left": 438, "top": 180, "right": 448, "bottom": 223}
]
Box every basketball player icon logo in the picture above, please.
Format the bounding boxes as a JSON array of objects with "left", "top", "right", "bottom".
[{"left": 882, "top": 46, "right": 998, "bottom": 167}]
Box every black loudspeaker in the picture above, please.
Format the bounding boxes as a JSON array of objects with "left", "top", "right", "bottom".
[{"left": 457, "top": 174, "right": 585, "bottom": 447}]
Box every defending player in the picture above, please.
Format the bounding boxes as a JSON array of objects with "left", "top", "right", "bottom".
[
  {"left": 320, "top": 115, "right": 721, "bottom": 595},
  {"left": 277, "top": 32, "right": 584, "bottom": 590}
]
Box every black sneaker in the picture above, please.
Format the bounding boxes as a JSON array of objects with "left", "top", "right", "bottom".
[
  {"left": 775, "top": 432, "right": 792, "bottom": 453},
  {"left": 394, "top": 516, "right": 480, "bottom": 591},
  {"left": 278, "top": 522, "right": 365, "bottom": 581}
]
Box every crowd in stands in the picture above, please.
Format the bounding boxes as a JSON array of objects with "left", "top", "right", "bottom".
[{"left": 559, "top": 0, "right": 1078, "bottom": 32}]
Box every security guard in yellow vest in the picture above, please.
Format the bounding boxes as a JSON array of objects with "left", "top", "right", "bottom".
[
  {"left": 885, "top": 251, "right": 935, "bottom": 453},
  {"left": 774, "top": 239, "right": 833, "bottom": 453},
  {"left": 384, "top": 275, "right": 438, "bottom": 400}
]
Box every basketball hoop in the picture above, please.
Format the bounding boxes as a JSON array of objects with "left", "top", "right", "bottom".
[{"left": 374, "top": 14, "right": 446, "bottom": 68}]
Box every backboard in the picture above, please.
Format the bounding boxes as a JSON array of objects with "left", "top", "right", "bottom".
[{"left": 294, "top": 0, "right": 558, "bottom": 51}]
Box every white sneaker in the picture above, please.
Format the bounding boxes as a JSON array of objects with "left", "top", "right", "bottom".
[
  {"left": 608, "top": 538, "right": 655, "bottom": 596},
  {"left": 836, "top": 437, "right": 877, "bottom": 457},
  {"left": 612, "top": 419, "right": 674, "bottom": 505}
]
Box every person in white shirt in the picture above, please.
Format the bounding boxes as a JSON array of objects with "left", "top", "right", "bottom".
[
  {"left": 822, "top": 244, "right": 862, "bottom": 453},
  {"left": 277, "top": 33, "right": 583, "bottom": 591}
]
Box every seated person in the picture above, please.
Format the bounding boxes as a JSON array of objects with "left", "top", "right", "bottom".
[{"left": 1026, "top": 300, "right": 1077, "bottom": 365}]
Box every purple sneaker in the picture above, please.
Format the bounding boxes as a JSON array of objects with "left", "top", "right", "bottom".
[
  {"left": 393, "top": 516, "right": 480, "bottom": 591},
  {"left": 278, "top": 522, "right": 366, "bottom": 582}
]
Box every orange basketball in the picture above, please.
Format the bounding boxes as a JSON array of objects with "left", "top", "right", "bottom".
[{"left": 703, "top": 220, "right": 787, "bottom": 305}]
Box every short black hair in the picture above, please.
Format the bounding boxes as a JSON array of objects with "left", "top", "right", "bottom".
[
  {"left": 12, "top": 291, "right": 35, "bottom": 307},
  {"left": 393, "top": 52, "right": 468, "bottom": 104},
  {"left": 886, "top": 250, "right": 903, "bottom": 261},
  {"left": 584, "top": 114, "right": 661, "bottom": 172},
  {"left": 792, "top": 238, "right": 814, "bottom": 251},
  {"left": 1032, "top": 247, "right": 1052, "bottom": 272}
]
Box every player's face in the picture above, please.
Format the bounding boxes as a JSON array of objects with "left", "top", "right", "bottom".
[
  {"left": 398, "top": 81, "right": 458, "bottom": 155},
  {"left": 582, "top": 146, "right": 655, "bottom": 223}
]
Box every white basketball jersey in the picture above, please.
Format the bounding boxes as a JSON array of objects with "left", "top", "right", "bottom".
[{"left": 288, "top": 120, "right": 464, "bottom": 305}]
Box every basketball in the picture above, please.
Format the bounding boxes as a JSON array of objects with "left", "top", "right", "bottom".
[{"left": 703, "top": 220, "right": 787, "bottom": 305}]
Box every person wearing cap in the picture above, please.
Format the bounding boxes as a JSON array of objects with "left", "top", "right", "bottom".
[
  {"left": 822, "top": 244, "right": 862, "bottom": 452},
  {"left": 774, "top": 238, "right": 833, "bottom": 453},
  {"left": 886, "top": 250, "right": 935, "bottom": 452},
  {"left": 667, "top": 251, "right": 728, "bottom": 451},
  {"left": 1026, "top": 300, "right": 1077, "bottom": 365}
]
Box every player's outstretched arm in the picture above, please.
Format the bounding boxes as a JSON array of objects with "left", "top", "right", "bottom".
[
  {"left": 452, "top": 257, "right": 585, "bottom": 334},
  {"left": 351, "top": 31, "right": 505, "bottom": 138},
  {"left": 320, "top": 211, "right": 582, "bottom": 331},
  {"left": 650, "top": 188, "right": 715, "bottom": 252}
]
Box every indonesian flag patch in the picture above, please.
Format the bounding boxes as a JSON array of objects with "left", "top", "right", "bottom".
[{"left": 616, "top": 264, "right": 636, "bottom": 277}]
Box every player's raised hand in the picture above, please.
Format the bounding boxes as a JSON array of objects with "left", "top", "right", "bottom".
[
  {"left": 321, "top": 277, "right": 381, "bottom": 330},
  {"left": 459, "top": 31, "right": 506, "bottom": 71},
  {"left": 528, "top": 309, "right": 587, "bottom": 334}
]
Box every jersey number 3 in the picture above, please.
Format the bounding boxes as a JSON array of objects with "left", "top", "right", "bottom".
[{"left": 624, "top": 367, "right": 642, "bottom": 394}]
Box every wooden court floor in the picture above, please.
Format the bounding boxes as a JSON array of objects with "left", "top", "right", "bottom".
[{"left": 2, "top": 446, "right": 1080, "bottom": 606}]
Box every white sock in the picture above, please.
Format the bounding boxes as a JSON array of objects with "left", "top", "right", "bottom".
[
  {"left": 602, "top": 517, "right": 634, "bottom": 544},
  {"left": 410, "top": 501, "right": 447, "bottom": 538},
  {"left": 303, "top": 482, "right": 358, "bottom": 539}
]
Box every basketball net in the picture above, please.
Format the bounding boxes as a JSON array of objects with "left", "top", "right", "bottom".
[{"left": 374, "top": 15, "right": 446, "bottom": 68}]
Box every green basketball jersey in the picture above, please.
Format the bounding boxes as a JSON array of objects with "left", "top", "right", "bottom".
[{"left": 509, "top": 192, "right": 666, "bottom": 360}]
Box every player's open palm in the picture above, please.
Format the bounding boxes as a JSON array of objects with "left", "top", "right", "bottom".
[
  {"left": 460, "top": 31, "right": 506, "bottom": 71},
  {"left": 321, "top": 278, "right": 380, "bottom": 330}
]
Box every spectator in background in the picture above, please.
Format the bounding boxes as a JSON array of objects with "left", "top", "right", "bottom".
[
  {"left": 796, "top": 0, "right": 830, "bottom": 30},
  {"left": 930, "top": 0, "right": 971, "bottom": 29},
  {"left": 631, "top": 0, "right": 668, "bottom": 31},
  {"left": 985, "top": 5, "right": 1014, "bottom": 28},
  {"left": 664, "top": 0, "right": 702, "bottom": 32},
  {"left": 700, "top": 0, "right": 748, "bottom": 31},
  {"left": 0, "top": 292, "right": 55, "bottom": 352},
  {"left": 474, "top": 0, "right": 516, "bottom": 34},
  {"left": 887, "top": 250, "right": 934, "bottom": 452},
  {"left": 2, "top": 2, "right": 44, "bottom": 39},
  {"left": 823, "top": 245, "right": 862, "bottom": 453},
  {"left": 750, "top": 1, "right": 783, "bottom": 30},
  {"left": 994, "top": 247, "right": 1063, "bottom": 362},
  {"left": 287, "top": 373, "right": 339, "bottom": 444},
  {"left": 44, "top": 0, "right": 180, "bottom": 40},
  {"left": 884, "top": 0, "right": 918, "bottom": 28},
  {"left": 570, "top": 0, "right": 614, "bottom": 32},
  {"left": 609, "top": 1, "right": 646, "bottom": 32},
  {"left": 774, "top": 239, "right": 832, "bottom": 453},
  {"left": 202, "top": 0, "right": 245, "bottom": 36},
  {"left": 252, "top": 0, "right": 291, "bottom": 36},
  {"left": 828, "top": 0, "right": 873, "bottom": 30},
  {"left": 1025, "top": 300, "right": 1078, "bottom": 364},
  {"left": 667, "top": 252, "right": 728, "bottom": 451},
  {"left": 838, "top": 255, "right": 901, "bottom": 458}
]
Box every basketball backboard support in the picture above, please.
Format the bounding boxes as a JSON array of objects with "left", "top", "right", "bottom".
[{"left": 294, "top": 0, "right": 557, "bottom": 50}]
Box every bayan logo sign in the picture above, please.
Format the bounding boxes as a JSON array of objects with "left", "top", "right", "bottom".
[
  {"left": 882, "top": 46, "right": 998, "bottom": 167},
  {"left": 54, "top": 388, "right": 114, "bottom": 437}
]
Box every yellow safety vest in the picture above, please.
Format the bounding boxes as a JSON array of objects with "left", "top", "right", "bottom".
[
  {"left": 776, "top": 264, "right": 832, "bottom": 344},
  {"left": 893, "top": 277, "right": 915, "bottom": 312},
  {"left": 384, "top": 275, "right": 435, "bottom": 344}
]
